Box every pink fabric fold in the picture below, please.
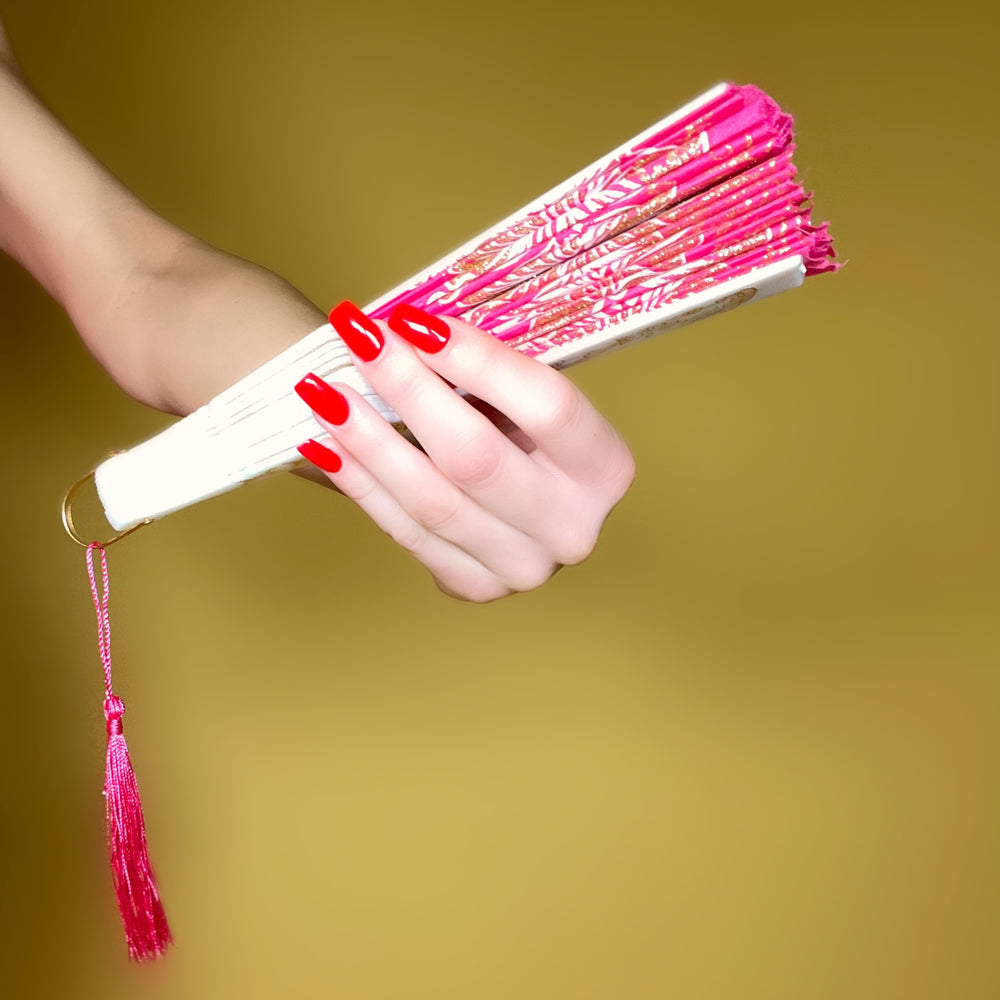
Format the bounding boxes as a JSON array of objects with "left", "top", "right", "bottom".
[{"left": 369, "top": 83, "right": 837, "bottom": 354}]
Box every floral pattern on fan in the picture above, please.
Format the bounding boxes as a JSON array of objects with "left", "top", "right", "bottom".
[{"left": 370, "top": 83, "right": 837, "bottom": 355}]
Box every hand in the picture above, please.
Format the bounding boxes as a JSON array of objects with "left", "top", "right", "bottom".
[{"left": 294, "top": 301, "right": 635, "bottom": 603}]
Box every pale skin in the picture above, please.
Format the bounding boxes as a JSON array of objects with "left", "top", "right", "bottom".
[{"left": 0, "top": 21, "right": 635, "bottom": 602}]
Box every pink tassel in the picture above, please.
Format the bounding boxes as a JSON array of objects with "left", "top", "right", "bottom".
[{"left": 87, "top": 544, "right": 172, "bottom": 960}]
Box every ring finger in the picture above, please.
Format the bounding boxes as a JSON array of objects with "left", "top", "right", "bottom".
[{"left": 294, "top": 375, "right": 554, "bottom": 588}]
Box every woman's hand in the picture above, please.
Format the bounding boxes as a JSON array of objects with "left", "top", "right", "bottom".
[
  {"left": 293, "top": 301, "right": 635, "bottom": 603},
  {"left": 0, "top": 20, "right": 631, "bottom": 602}
]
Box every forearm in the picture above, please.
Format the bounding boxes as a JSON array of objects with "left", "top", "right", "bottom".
[
  {"left": 0, "top": 58, "right": 323, "bottom": 415},
  {"left": 0, "top": 62, "right": 164, "bottom": 320}
]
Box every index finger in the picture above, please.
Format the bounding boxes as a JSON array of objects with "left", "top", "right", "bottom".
[{"left": 388, "top": 307, "right": 624, "bottom": 483}]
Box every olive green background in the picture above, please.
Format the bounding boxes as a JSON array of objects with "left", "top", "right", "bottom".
[{"left": 1, "top": 0, "right": 996, "bottom": 996}]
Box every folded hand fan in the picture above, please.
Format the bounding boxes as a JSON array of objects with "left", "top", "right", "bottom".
[
  {"left": 64, "top": 81, "right": 839, "bottom": 961},
  {"left": 70, "top": 82, "right": 838, "bottom": 540}
]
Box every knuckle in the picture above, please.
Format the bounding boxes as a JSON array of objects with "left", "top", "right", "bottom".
[
  {"left": 505, "top": 557, "right": 561, "bottom": 594},
  {"left": 606, "top": 442, "right": 637, "bottom": 497},
  {"left": 455, "top": 339, "right": 500, "bottom": 387},
  {"left": 441, "top": 433, "right": 505, "bottom": 490},
  {"left": 574, "top": 438, "right": 636, "bottom": 503},
  {"left": 552, "top": 523, "right": 599, "bottom": 567},
  {"left": 409, "top": 490, "right": 463, "bottom": 535},
  {"left": 377, "top": 356, "right": 427, "bottom": 409},
  {"left": 339, "top": 475, "right": 379, "bottom": 506},
  {"left": 530, "top": 376, "right": 583, "bottom": 437},
  {"left": 384, "top": 518, "right": 429, "bottom": 556}
]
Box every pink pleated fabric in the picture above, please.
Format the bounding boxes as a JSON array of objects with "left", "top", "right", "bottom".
[{"left": 371, "top": 84, "right": 837, "bottom": 354}]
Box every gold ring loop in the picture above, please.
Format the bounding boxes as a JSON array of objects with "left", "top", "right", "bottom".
[{"left": 61, "top": 470, "right": 150, "bottom": 547}]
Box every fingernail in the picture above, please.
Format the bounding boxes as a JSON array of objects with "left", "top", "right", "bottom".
[
  {"left": 297, "top": 439, "right": 343, "bottom": 473},
  {"left": 388, "top": 304, "right": 451, "bottom": 353},
  {"left": 329, "top": 300, "right": 384, "bottom": 361},
  {"left": 294, "top": 372, "right": 349, "bottom": 425}
]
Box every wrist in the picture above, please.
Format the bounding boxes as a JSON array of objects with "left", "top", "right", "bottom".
[{"left": 93, "top": 237, "right": 324, "bottom": 416}]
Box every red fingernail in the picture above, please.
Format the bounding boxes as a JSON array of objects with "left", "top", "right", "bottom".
[
  {"left": 329, "top": 300, "right": 384, "bottom": 361},
  {"left": 388, "top": 304, "right": 451, "bottom": 353},
  {"left": 297, "top": 439, "right": 343, "bottom": 473},
  {"left": 294, "top": 372, "right": 349, "bottom": 425}
]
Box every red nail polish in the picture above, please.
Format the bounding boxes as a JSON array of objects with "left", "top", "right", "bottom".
[
  {"left": 297, "top": 439, "right": 343, "bottom": 473},
  {"left": 328, "top": 300, "right": 384, "bottom": 361},
  {"left": 294, "top": 373, "right": 349, "bottom": 425},
  {"left": 388, "top": 304, "right": 451, "bottom": 353}
]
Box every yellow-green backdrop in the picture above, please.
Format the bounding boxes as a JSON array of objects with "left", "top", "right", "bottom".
[{"left": 1, "top": 1, "right": 996, "bottom": 997}]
